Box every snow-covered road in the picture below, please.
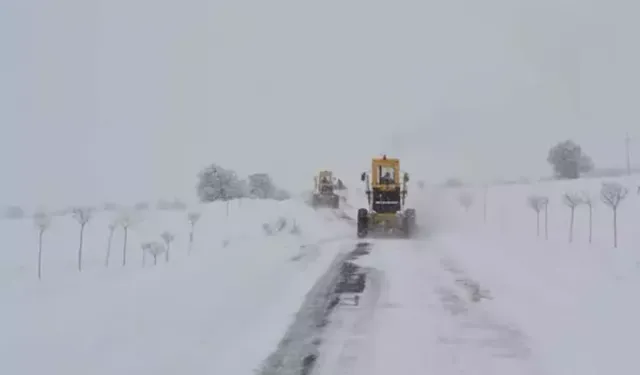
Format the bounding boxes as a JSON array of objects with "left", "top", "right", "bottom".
[{"left": 313, "top": 238, "right": 543, "bottom": 375}]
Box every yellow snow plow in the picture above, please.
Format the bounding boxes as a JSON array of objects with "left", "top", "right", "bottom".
[
  {"left": 311, "top": 170, "right": 340, "bottom": 209},
  {"left": 357, "top": 155, "right": 416, "bottom": 238}
]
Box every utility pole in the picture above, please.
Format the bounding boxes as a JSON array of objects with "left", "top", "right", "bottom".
[{"left": 625, "top": 132, "right": 631, "bottom": 175}]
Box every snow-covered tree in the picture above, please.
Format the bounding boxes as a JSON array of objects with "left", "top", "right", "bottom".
[
  {"left": 157, "top": 198, "right": 187, "bottom": 211},
  {"left": 444, "top": 178, "right": 464, "bottom": 187},
  {"left": 134, "top": 201, "right": 150, "bottom": 211},
  {"left": 141, "top": 242, "right": 148, "bottom": 266},
  {"left": 562, "top": 193, "right": 583, "bottom": 243},
  {"left": 172, "top": 200, "right": 187, "bottom": 211},
  {"left": 247, "top": 173, "right": 276, "bottom": 199},
  {"left": 117, "top": 211, "right": 140, "bottom": 266},
  {"left": 33, "top": 211, "right": 51, "bottom": 279},
  {"left": 4, "top": 205, "right": 24, "bottom": 219},
  {"left": 147, "top": 242, "right": 166, "bottom": 265},
  {"left": 141, "top": 242, "right": 166, "bottom": 266},
  {"left": 458, "top": 191, "right": 474, "bottom": 212},
  {"left": 528, "top": 195, "right": 549, "bottom": 237},
  {"left": 160, "top": 231, "right": 175, "bottom": 262},
  {"left": 547, "top": 140, "right": 594, "bottom": 179},
  {"left": 197, "top": 164, "right": 246, "bottom": 203},
  {"left": 72, "top": 207, "right": 94, "bottom": 271},
  {"left": 103, "top": 202, "right": 118, "bottom": 211},
  {"left": 105, "top": 221, "right": 117, "bottom": 267},
  {"left": 581, "top": 192, "right": 594, "bottom": 243},
  {"left": 600, "top": 182, "right": 628, "bottom": 248},
  {"left": 187, "top": 211, "right": 201, "bottom": 254}
]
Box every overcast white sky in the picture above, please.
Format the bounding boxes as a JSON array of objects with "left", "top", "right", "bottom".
[{"left": 1, "top": 0, "right": 639, "bottom": 207}]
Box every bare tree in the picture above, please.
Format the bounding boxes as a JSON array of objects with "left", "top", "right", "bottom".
[
  {"left": 527, "top": 195, "right": 549, "bottom": 237},
  {"left": 187, "top": 212, "right": 201, "bottom": 254},
  {"left": 72, "top": 207, "right": 94, "bottom": 271},
  {"left": 160, "top": 231, "right": 175, "bottom": 262},
  {"left": 34, "top": 212, "right": 52, "bottom": 279},
  {"left": 581, "top": 192, "right": 594, "bottom": 243},
  {"left": 141, "top": 242, "right": 149, "bottom": 267},
  {"left": 142, "top": 241, "right": 166, "bottom": 266},
  {"left": 105, "top": 221, "right": 117, "bottom": 267},
  {"left": 600, "top": 182, "right": 628, "bottom": 248},
  {"left": 458, "top": 191, "right": 474, "bottom": 212},
  {"left": 118, "top": 211, "right": 139, "bottom": 266},
  {"left": 542, "top": 197, "right": 549, "bottom": 240},
  {"left": 563, "top": 193, "right": 583, "bottom": 243}
]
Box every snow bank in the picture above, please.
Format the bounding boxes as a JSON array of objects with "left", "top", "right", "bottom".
[{"left": 0, "top": 197, "right": 353, "bottom": 374}]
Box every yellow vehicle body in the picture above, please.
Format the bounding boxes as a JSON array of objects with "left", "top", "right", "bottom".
[{"left": 358, "top": 155, "right": 416, "bottom": 238}]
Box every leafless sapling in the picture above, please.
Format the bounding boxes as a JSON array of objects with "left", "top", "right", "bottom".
[
  {"left": 160, "top": 231, "right": 175, "bottom": 262},
  {"left": 141, "top": 242, "right": 149, "bottom": 267},
  {"left": 458, "top": 191, "right": 474, "bottom": 212},
  {"left": 527, "top": 195, "right": 544, "bottom": 237},
  {"left": 562, "top": 193, "right": 583, "bottom": 243},
  {"left": 72, "top": 207, "right": 94, "bottom": 272},
  {"left": 34, "top": 212, "right": 52, "bottom": 280},
  {"left": 118, "top": 211, "right": 139, "bottom": 266},
  {"left": 187, "top": 211, "right": 201, "bottom": 254},
  {"left": 581, "top": 192, "right": 594, "bottom": 243},
  {"left": 600, "top": 182, "right": 628, "bottom": 248},
  {"left": 105, "top": 221, "right": 117, "bottom": 267},
  {"left": 142, "top": 241, "right": 166, "bottom": 266},
  {"left": 542, "top": 196, "right": 549, "bottom": 240}
]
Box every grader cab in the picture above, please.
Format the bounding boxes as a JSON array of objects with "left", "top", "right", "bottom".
[{"left": 357, "top": 155, "right": 416, "bottom": 238}]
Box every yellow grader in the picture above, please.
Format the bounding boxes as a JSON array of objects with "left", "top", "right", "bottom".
[
  {"left": 311, "top": 170, "right": 340, "bottom": 209},
  {"left": 357, "top": 155, "right": 416, "bottom": 238}
]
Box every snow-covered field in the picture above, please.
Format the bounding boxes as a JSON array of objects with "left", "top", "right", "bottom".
[
  {"left": 313, "top": 175, "right": 640, "bottom": 375},
  {"left": 2, "top": 175, "right": 640, "bottom": 374},
  {"left": 0, "top": 198, "right": 354, "bottom": 374},
  {"left": 435, "top": 176, "right": 640, "bottom": 374}
]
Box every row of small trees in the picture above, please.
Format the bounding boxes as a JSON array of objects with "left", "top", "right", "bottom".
[
  {"left": 22, "top": 164, "right": 293, "bottom": 280},
  {"left": 457, "top": 181, "right": 631, "bottom": 248},
  {"left": 526, "top": 182, "right": 628, "bottom": 247},
  {"left": 33, "top": 207, "right": 203, "bottom": 280}
]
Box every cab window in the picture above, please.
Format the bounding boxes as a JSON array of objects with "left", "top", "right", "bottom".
[{"left": 378, "top": 166, "right": 395, "bottom": 184}]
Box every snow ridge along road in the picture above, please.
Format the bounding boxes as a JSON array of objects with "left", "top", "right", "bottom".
[{"left": 312, "top": 238, "right": 545, "bottom": 375}]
